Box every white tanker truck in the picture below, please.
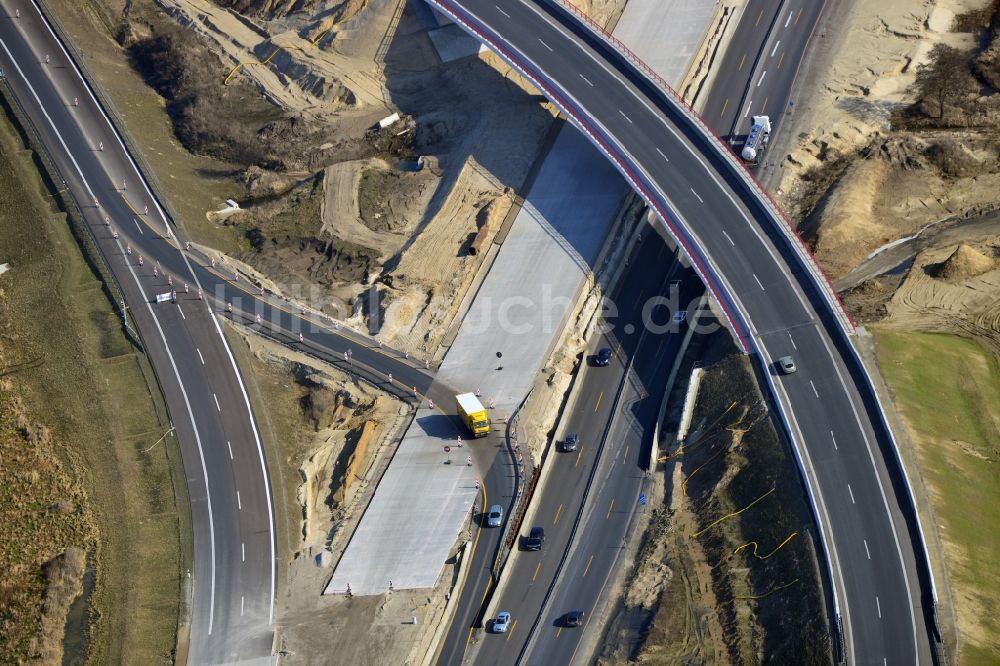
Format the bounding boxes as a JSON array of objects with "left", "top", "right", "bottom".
[{"left": 741, "top": 115, "right": 772, "bottom": 165}]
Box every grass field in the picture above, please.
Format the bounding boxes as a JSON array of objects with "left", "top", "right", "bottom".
[
  {"left": 874, "top": 329, "right": 1000, "bottom": 664},
  {"left": 0, "top": 94, "right": 184, "bottom": 663}
]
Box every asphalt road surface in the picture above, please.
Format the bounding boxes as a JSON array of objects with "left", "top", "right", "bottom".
[
  {"left": 701, "top": 0, "right": 826, "bottom": 145},
  {"left": 0, "top": 4, "right": 462, "bottom": 663},
  {"left": 428, "top": 0, "right": 939, "bottom": 663},
  {"left": 481, "top": 238, "right": 701, "bottom": 666}
]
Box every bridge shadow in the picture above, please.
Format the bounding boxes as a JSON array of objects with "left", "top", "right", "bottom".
[{"left": 378, "top": 1, "right": 620, "bottom": 277}]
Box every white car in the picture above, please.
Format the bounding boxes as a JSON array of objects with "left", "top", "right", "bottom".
[{"left": 494, "top": 611, "right": 511, "bottom": 633}]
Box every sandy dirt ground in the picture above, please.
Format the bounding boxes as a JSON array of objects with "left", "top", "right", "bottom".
[
  {"left": 881, "top": 241, "right": 1000, "bottom": 356},
  {"left": 155, "top": 0, "right": 393, "bottom": 121},
  {"left": 156, "top": 0, "right": 557, "bottom": 356},
  {"left": 774, "top": 0, "right": 994, "bottom": 279}
]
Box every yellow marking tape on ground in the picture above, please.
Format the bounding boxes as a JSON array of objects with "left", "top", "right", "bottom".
[
  {"left": 734, "top": 577, "right": 800, "bottom": 600},
  {"left": 693, "top": 486, "right": 775, "bottom": 538},
  {"left": 732, "top": 531, "right": 799, "bottom": 560}
]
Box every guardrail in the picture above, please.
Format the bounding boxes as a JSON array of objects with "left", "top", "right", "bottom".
[
  {"left": 540, "top": 0, "right": 855, "bottom": 336},
  {"left": 0, "top": 78, "right": 138, "bottom": 345},
  {"left": 423, "top": 2, "right": 942, "bottom": 663}
]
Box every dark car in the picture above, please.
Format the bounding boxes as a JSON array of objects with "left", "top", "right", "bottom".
[
  {"left": 524, "top": 526, "right": 545, "bottom": 551},
  {"left": 562, "top": 432, "right": 579, "bottom": 452},
  {"left": 565, "top": 609, "right": 586, "bottom": 627},
  {"left": 594, "top": 347, "right": 612, "bottom": 366}
]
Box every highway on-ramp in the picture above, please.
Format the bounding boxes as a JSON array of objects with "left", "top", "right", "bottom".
[
  {"left": 427, "top": 0, "right": 940, "bottom": 663},
  {"left": 0, "top": 3, "right": 455, "bottom": 663}
]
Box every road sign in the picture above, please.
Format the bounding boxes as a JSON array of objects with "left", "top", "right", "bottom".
[
  {"left": 638, "top": 493, "right": 647, "bottom": 506},
  {"left": 444, "top": 445, "right": 451, "bottom": 453}
]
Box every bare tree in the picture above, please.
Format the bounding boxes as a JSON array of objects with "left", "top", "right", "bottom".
[{"left": 910, "top": 44, "right": 977, "bottom": 120}]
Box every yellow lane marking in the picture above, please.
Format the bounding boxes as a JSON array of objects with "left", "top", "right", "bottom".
[
  {"left": 554, "top": 503, "right": 564, "bottom": 524},
  {"left": 462, "top": 479, "right": 489, "bottom": 657},
  {"left": 605, "top": 498, "right": 615, "bottom": 520},
  {"left": 556, "top": 627, "right": 563, "bottom": 639},
  {"left": 777, "top": 51, "right": 785, "bottom": 69},
  {"left": 594, "top": 391, "right": 603, "bottom": 412},
  {"left": 738, "top": 52, "right": 747, "bottom": 70},
  {"left": 755, "top": 8, "right": 763, "bottom": 25},
  {"left": 795, "top": 7, "right": 803, "bottom": 24},
  {"left": 759, "top": 96, "right": 769, "bottom": 115},
  {"left": 720, "top": 97, "right": 729, "bottom": 117},
  {"left": 532, "top": 561, "right": 542, "bottom": 581},
  {"left": 575, "top": 445, "right": 584, "bottom": 468},
  {"left": 582, "top": 554, "right": 594, "bottom": 577},
  {"left": 506, "top": 619, "right": 518, "bottom": 641},
  {"left": 622, "top": 445, "right": 630, "bottom": 465}
]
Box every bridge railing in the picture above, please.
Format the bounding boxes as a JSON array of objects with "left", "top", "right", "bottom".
[{"left": 541, "top": 0, "right": 855, "bottom": 336}]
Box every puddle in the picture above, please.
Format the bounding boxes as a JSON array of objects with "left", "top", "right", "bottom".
[{"left": 62, "top": 552, "right": 95, "bottom": 666}]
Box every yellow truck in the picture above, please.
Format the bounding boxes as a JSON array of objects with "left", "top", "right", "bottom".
[{"left": 456, "top": 393, "right": 490, "bottom": 438}]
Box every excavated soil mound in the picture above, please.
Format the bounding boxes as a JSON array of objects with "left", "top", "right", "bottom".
[{"left": 937, "top": 244, "right": 997, "bottom": 281}]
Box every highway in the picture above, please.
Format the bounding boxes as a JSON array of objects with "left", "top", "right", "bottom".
[
  {"left": 701, "top": 0, "right": 826, "bottom": 145},
  {"left": 438, "top": 219, "right": 702, "bottom": 663},
  {"left": 427, "top": 0, "right": 941, "bottom": 663},
  {"left": 0, "top": 3, "right": 456, "bottom": 663}
]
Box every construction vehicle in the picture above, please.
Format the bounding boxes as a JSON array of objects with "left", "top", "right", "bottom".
[
  {"left": 741, "top": 115, "right": 772, "bottom": 164},
  {"left": 456, "top": 393, "right": 490, "bottom": 438}
]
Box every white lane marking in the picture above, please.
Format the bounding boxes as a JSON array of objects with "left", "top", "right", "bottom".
[
  {"left": 495, "top": 4, "right": 510, "bottom": 18},
  {"left": 757, "top": 71, "right": 767, "bottom": 87},
  {"left": 178, "top": 305, "right": 186, "bottom": 320},
  {"left": 133, "top": 218, "right": 143, "bottom": 235},
  {"left": 788, "top": 332, "right": 797, "bottom": 349},
  {"left": 237, "top": 490, "right": 242, "bottom": 510},
  {"left": 471, "top": 0, "right": 823, "bottom": 329},
  {"left": 722, "top": 230, "right": 735, "bottom": 246},
  {"left": 876, "top": 595, "right": 882, "bottom": 619},
  {"left": 690, "top": 188, "right": 703, "bottom": 203},
  {"left": 0, "top": 35, "right": 222, "bottom": 633},
  {"left": 199, "top": 297, "right": 278, "bottom": 626},
  {"left": 810, "top": 380, "right": 819, "bottom": 398},
  {"left": 538, "top": 38, "right": 553, "bottom": 51},
  {"left": 197, "top": 348, "right": 205, "bottom": 365},
  {"left": 771, "top": 40, "right": 780, "bottom": 57},
  {"left": 830, "top": 430, "right": 838, "bottom": 450},
  {"left": 580, "top": 73, "right": 593, "bottom": 86},
  {"left": 848, "top": 484, "right": 856, "bottom": 504},
  {"left": 242, "top": 542, "right": 245, "bottom": 563},
  {"left": 214, "top": 393, "right": 221, "bottom": 412},
  {"left": 785, "top": 10, "right": 793, "bottom": 27},
  {"left": 655, "top": 147, "right": 669, "bottom": 161},
  {"left": 619, "top": 109, "right": 632, "bottom": 123},
  {"left": 751, "top": 335, "right": 855, "bottom": 663},
  {"left": 241, "top": 595, "right": 245, "bottom": 616},
  {"left": 812, "top": 331, "right": 918, "bottom": 652},
  {"left": 753, "top": 273, "right": 765, "bottom": 291},
  {"left": 864, "top": 539, "right": 871, "bottom": 560},
  {"left": 743, "top": 99, "right": 753, "bottom": 117},
  {"left": 227, "top": 440, "right": 234, "bottom": 459}
]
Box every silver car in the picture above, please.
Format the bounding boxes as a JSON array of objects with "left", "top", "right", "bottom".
[
  {"left": 487, "top": 504, "right": 503, "bottom": 527},
  {"left": 778, "top": 355, "right": 797, "bottom": 374},
  {"left": 494, "top": 611, "right": 511, "bottom": 633}
]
